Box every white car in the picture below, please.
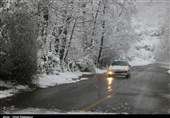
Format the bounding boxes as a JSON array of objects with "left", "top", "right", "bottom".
[{"left": 107, "top": 60, "right": 131, "bottom": 78}]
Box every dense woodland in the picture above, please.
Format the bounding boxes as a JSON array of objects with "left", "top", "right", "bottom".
[{"left": 0, "top": 0, "right": 169, "bottom": 85}]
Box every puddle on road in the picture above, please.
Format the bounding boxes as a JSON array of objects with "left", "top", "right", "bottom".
[
  {"left": 95, "top": 75, "right": 116, "bottom": 99},
  {"left": 107, "top": 77, "right": 114, "bottom": 92},
  {"left": 106, "top": 76, "right": 117, "bottom": 96}
]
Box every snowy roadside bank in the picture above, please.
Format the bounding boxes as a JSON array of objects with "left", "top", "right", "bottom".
[
  {"left": 162, "top": 66, "right": 170, "bottom": 74},
  {"left": 156, "top": 62, "right": 170, "bottom": 74},
  {"left": 33, "top": 68, "right": 109, "bottom": 89},
  {"left": 95, "top": 68, "right": 107, "bottom": 74},
  {"left": 0, "top": 80, "right": 30, "bottom": 99},
  {"left": 168, "top": 70, "right": 170, "bottom": 74},
  {"left": 0, "top": 72, "right": 92, "bottom": 99},
  {"left": 33, "top": 72, "right": 92, "bottom": 88}
]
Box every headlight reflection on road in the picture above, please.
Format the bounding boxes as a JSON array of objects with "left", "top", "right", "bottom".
[{"left": 107, "top": 77, "right": 114, "bottom": 93}]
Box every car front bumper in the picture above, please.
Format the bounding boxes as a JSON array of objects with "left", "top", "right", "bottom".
[{"left": 107, "top": 70, "right": 130, "bottom": 77}]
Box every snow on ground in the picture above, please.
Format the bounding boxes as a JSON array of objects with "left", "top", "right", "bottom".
[
  {"left": 0, "top": 80, "right": 13, "bottom": 88},
  {"left": 0, "top": 71, "right": 92, "bottom": 98},
  {"left": 0, "top": 80, "right": 29, "bottom": 99},
  {"left": 33, "top": 72, "right": 91, "bottom": 88},
  {"left": 157, "top": 62, "right": 170, "bottom": 74},
  {"left": 3, "top": 108, "right": 127, "bottom": 114},
  {"left": 0, "top": 89, "right": 16, "bottom": 99},
  {"left": 168, "top": 70, "right": 170, "bottom": 74},
  {"left": 95, "top": 68, "right": 107, "bottom": 74}
]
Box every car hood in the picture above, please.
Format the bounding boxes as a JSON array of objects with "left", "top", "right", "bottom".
[{"left": 109, "top": 66, "right": 128, "bottom": 71}]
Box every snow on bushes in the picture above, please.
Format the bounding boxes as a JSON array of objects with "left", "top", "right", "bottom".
[
  {"left": 75, "top": 56, "right": 96, "bottom": 72},
  {"left": 127, "top": 17, "right": 160, "bottom": 66}
]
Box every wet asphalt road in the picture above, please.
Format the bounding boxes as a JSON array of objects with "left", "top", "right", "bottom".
[{"left": 0, "top": 64, "right": 170, "bottom": 114}]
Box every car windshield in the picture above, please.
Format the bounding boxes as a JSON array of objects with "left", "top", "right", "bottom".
[{"left": 112, "top": 61, "right": 128, "bottom": 66}]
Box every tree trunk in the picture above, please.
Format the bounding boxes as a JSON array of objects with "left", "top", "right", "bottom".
[
  {"left": 59, "top": 26, "right": 67, "bottom": 72},
  {"left": 64, "top": 18, "right": 77, "bottom": 61},
  {"left": 91, "top": 1, "right": 101, "bottom": 46},
  {"left": 97, "top": 0, "right": 106, "bottom": 65},
  {"left": 37, "top": 0, "right": 49, "bottom": 73}
]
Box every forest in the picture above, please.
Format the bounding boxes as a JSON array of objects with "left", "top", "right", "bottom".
[{"left": 0, "top": 0, "right": 170, "bottom": 85}]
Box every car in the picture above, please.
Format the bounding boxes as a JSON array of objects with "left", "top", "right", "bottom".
[{"left": 107, "top": 60, "right": 131, "bottom": 78}]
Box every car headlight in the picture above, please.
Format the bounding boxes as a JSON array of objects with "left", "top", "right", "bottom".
[{"left": 107, "top": 70, "right": 113, "bottom": 75}]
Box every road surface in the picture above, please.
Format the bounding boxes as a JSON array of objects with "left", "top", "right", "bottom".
[{"left": 0, "top": 64, "right": 170, "bottom": 114}]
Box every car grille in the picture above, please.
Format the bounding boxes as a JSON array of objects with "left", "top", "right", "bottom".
[{"left": 114, "top": 71, "right": 128, "bottom": 73}]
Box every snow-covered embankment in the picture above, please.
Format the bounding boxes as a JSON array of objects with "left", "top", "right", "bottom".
[
  {"left": 33, "top": 72, "right": 91, "bottom": 88},
  {"left": 0, "top": 81, "right": 29, "bottom": 99}
]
